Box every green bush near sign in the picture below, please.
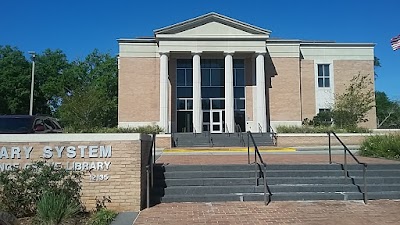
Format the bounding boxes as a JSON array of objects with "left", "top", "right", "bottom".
[
  {"left": 35, "top": 191, "right": 80, "bottom": 225},
  {"left": 87, "top": 208, "right": 118, "bottom": 225},
  {"left": 0, "top": 161, "right": 82, "bottom": 217}
]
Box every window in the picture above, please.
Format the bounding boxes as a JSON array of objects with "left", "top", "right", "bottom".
[
  {"left": 319, "top": 108, "right": 330, "bottom": 113},
  {"left": 234, "top": 59, "right": 245, "bottom": 131},
  {"left": 317, "top": 64, "right": 330, "bottom": 88},
  {"left": 176, "top": 59, "right": 194, "bottom": 133}
]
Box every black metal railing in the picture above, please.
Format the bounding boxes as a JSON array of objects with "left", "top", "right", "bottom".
[
  {"left": 258, "top": 123, "right": 263, "bottom": 134},
  {"left": 247, "top": 131, "right": 271, "bottom": 205},
  {"left": 205, "top": 124, "right": 213, "bottom": 146},
  {"left": 146, "top": 133, "right": 156, "bottom": 208},
  {"left": 328, "top": 131, "right": 368, "bottom": 204},
  {"left": 225, "top": 122, "right": 230, "bottom": 137},
  {"left": 268, "top": 125, "right": 278, "bottom": 146},
  {"left": 235, "top": 124, "right": 245, "bottom": 146}
]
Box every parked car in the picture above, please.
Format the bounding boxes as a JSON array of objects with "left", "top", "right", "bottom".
[{"left": 0, "top": 115, "right": 63, "bottom": 134}]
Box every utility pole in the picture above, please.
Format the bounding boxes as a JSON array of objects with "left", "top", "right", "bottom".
[{"left": 29, "top": 51, "right": 36, "bottom": 116}]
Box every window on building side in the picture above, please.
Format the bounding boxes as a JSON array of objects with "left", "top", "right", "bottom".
[
  {"left": 319, "top": 108, "right": 330, "bottom": 113},
  {"left": 317, "top": 64, "right": 330, "bottom": 88}
]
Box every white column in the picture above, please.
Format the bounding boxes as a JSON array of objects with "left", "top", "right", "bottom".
[
  {"left": 256, "top": 52, "right": 267, "bottom": 132},
  {"left": 192, "top": 52, "right": 202, "bottom": 133},
  {"left": 159, "top": 52, "right": 169, "bottom": 133},
  {"left": 251, "top": 56, "right": 257, "bottom": 132},
  {"left": 224, "top": 52, "right": 235, "bottom": 133}
]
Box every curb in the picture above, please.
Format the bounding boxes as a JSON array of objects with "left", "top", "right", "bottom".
[{"left": 163, "top": 147, "right": 296, "bottom": 153}]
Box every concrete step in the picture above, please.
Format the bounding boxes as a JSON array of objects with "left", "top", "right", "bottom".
[
  {"left": 157, "top": 191, "right": 400, "bottom": 203},
  {"left": 154, "top": 176, "right": 400, "bottom": 188},
  {"left": 157, "top": 192, "right": 349, "bottom": 203},
  {"left": 153, "top": 184, "right": 362, "bottom": 195},
  {"left": 156, "top": 164, "right": 400, "bottom": 172},
  {"left": 172, "top": 132, "right": 274, "bottom": 147}
]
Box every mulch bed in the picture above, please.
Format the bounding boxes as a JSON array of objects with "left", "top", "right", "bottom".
[{"left": 17, "top": 212, "right": 90, "bottom": 225}]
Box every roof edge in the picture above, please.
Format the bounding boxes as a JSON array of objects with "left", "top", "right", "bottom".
[
  {"left": 117, "top": 38, "right": 156, "bottom": 43},
  {"left": 300, "top": 42, "right": 375, "bottom": 47},
  {"left": 154, "top": 12, "right": 271, "bottom": 35}
]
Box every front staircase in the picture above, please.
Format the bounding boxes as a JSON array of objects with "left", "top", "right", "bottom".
[
  {"left": 172, "top": 132, "right": 275, "bottom": 147},
  {"left": 151, "top": 163, "right": 400, "bottom": 204}
]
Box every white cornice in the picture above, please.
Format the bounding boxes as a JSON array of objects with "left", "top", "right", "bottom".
[
  {"left": 300, "top": 42, "right": 375, "bottom": 48},
  {"left": 155, "top": 34, "right": 270, "bottom": 41},
  {"left": 117, "top": 38, "right": 156, "bottom": 43}
]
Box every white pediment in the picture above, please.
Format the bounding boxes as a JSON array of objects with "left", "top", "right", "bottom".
[
  {"left": 176, "top": 21, "right": 253, "bottom": 36},
  {"left": 154, "top": 12, "right": 271, "bottom": 39}
]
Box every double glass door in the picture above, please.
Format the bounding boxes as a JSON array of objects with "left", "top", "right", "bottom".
[{"left": 203, "top": 110, "right": 224, "bottom": 133}]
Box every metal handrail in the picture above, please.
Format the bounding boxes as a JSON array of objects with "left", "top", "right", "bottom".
[
  {"left": 193, "top": 125, "right": 197, "bottom": 137},
  {"left": 206, "top": 124, "right": 213, "bottom": 146},
  {"left": 258, "top": 123, "right": 263, "bottom": 134},
  {"left": 235, "top": 124, "right": 245, "bottom": 146},
  {"left": 268, "top": 125, "right": 278, "bottom": 146},
  {"left": 225, "top": 123, "right": 230, "bottom": 136},
  {"left": 247, "top": 131, "right": 271, "bottom": 205},
  {"left": 146, "top": 133, "right": 156, "bottom": 208},
  {"left": 328, "top": 131, "right": 368, "bottom": 204}
]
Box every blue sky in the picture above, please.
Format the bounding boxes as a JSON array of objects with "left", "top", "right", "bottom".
[{"left": 1, "top": 0, "right": 399, "bottom": 99}]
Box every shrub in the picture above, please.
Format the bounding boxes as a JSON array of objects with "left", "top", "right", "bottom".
[
  {"left": 276, "top": 125, "right": 370, "bottom": 133},
  {"left": 64, "top": 125, "right": 164, "bottom": 134},
  {"left": 359, "top": 134, "right": 400, "bottom": 160},
  {"left": 35, "top": 191, "right": 80, "bottom": 225},
  {"left": 0, "top": 161, "right": 82, "bottom": 217},
  {"left": 87, "top": 208, "right": 118, "bottom": 225},
  {"left": 332, "top": 74, "right": 374, "bottom": 129},
  {"left": 312, "top": 111, "right": 333, "bottom": 126}
]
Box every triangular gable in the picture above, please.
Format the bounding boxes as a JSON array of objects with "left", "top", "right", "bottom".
[{"left": 154, "top": 12, "right": 271, "bottom": 36}]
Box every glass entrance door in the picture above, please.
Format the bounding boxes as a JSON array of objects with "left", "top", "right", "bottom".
[
  {"left": 211, "top": 110, "right": 223, "bottom": 133},
  {"left": 203, "top": 110, "right": 223, "bottom": 133}
]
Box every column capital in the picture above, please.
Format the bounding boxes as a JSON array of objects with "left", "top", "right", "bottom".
[
  {"left": 223, "top": 51, "right": 235, "bottom": 56},
  {"left": 159, "top": 52, "right": 169, "bottom": 56},
  {"left": 255, "top": 51, "right": 267, "bottom": 56},
  {"left": 191, "top": 51, "right": 202, "bottom": 56}
]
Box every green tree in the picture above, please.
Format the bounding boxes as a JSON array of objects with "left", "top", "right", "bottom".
[
  {"left": 57, "top": 50, "right": 118, "bottom": 129},
  {"left": 0, "top": 45, "right": 30, "bottom": 114},
  {"left": 34, "top": 49, "right": 70, "bottom": 115},
  {"left": 375, "top": 91, "right": 400, "bottom": 128},
  {"left": 332, "top": 73, "right": 375, "bottom": 129}
]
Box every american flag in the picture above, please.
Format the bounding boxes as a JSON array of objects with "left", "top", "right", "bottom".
[{"left": 391, "top": 35, "right": 400, "bottom": 51}]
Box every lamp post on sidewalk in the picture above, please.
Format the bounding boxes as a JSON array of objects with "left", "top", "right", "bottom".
[{"left": 28, "top": 51, "right": 36, "bottom": 116}]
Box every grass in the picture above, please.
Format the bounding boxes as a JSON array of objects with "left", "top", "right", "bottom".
[{"left": 87, "top": 208, "right": 118, "bottom": 225}]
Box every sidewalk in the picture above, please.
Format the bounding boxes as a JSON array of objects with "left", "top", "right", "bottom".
[
  {"left": 156, "top": 149, "right": 400, "bottom": 165},
  {"left": 135, "top": 200, "right": 400, "bottom": 225}
]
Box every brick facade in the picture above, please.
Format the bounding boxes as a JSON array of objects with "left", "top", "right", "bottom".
[
  {"left": 118, "top": 57, "right": 160, "bottom": 123},
  {"left": 300, "top": 60, "right": 316, "bottom": 121},
  {"left": 269, "top": 58, "right": 302, "bottom": 121}
]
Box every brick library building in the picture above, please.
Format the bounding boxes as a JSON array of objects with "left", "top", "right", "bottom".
[{"left": 117, "top": 12, "right": 376, "bottom": 135}]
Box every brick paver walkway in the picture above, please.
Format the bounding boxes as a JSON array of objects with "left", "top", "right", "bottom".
[
  {"left": 135, "top": 200, "right": 400, "bottom": 225},
  {"left": 157, "top": 154, "right": 400, "bottom": 165}
]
